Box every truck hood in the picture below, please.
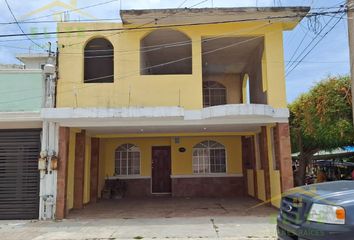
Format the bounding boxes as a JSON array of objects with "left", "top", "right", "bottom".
[{"left": 287, "top": 181, "right": 354, "bottom": 206}]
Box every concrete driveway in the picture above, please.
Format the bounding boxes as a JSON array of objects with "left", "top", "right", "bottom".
[{"left": 0, "top": 197, "right": 279, "bottom": 240}]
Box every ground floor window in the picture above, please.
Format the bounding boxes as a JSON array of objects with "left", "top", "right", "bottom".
[
  {"left": 115, "top": 144, "right": 140, "bottom": 175},
  {"left": 192, "top": 140, "right": 226, "bottom": 174}
]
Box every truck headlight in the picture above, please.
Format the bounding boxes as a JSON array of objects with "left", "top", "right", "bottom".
[{"left": 307, "top": 203, "right": 345, "bottom": 225}]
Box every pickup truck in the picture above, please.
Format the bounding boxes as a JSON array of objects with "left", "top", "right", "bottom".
[{"left": 277, "top": 181, "right": 354, "bottom": 240}]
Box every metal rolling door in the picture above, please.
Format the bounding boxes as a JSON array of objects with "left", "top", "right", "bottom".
[{"left": 0, "top": 130, "right": 40, "bottom": 220}]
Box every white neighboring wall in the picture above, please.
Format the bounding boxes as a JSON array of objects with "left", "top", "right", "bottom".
[{"left": 16, "top": 54, "right": 55, "bottom": 70}]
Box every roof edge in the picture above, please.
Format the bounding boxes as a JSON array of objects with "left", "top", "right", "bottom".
[{"left": 120, "top": 6, "right": 311, "bottom": 26}]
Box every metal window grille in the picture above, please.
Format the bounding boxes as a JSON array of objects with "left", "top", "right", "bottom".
[
  {"left": 203, "top": 81, "right": 227, "bottom": 107},
  {"left": 115, "top": 144, "right": 140, "bottom": 176},
  {"left": 192, "top": 140, "right": 226, "bottom": 174}
]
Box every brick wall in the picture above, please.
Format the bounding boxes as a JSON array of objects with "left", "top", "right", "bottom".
[{"left": 171, "top": 177, "right": 245, "bottom": 197}]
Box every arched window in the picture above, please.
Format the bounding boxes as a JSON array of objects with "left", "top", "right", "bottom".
[
  {"left": 141, "top": 29, "right": 192, "bottom": 75},
  {"left": 84, "top": 38, "right": 114, "bottom": 83},
  {"left": 115, "top": 144, "right": 140, "bottom": 176},
  {"left": 203, "top": 81, "right": 227, "bottom": 107},
  {"left": 192, "top": 140, "right": 226, "bottom": 174}
]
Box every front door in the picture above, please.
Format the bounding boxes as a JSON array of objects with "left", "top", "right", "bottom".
[{"left": 151, "top": 146, "right": 171, "bottom": 194}]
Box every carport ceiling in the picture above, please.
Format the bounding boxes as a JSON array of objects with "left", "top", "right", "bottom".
[
  {"left": 202, "top": 37, "right": 263, "bottom": 74},
  {"left": 84, "top": 124, "right": 261, "bottom": 136}
]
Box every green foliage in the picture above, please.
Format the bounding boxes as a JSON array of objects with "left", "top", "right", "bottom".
[{"left": 289, "top": 76, "right": 354, "bottom": 153}]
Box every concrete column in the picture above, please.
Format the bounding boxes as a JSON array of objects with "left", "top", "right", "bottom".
[
  {"left": 250, "top": 136, "right": 258, "bottom": 199},
  {"left": 242, "top": 136, "right": 250, "bottom": 196},
  {"left": 90, "top": 138, "right": 100, "bottom": 203},
  {"left": 260, "top": 126, "right": 271, "bottom": 201},
  {"left": 242, "top": 136, "right": 257, "bottom": 197},
  {"left": 56, "top": 127, "right": 70, "bottom": 219},
  {"left": 39, "top": 121, "right": 59, "bottom": 220},
  {"left": 275, "top": 123, "right": 294, "bottom": 192},
  {"left": 74, "top": 130, "right": 86, "bottom": 209}
]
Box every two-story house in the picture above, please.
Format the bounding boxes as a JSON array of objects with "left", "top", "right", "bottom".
[{"left": 41, "top": 7, "right": 310, "bottom": 219}]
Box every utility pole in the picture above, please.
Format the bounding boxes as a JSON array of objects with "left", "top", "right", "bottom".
[{"left": 348, "top": 0, "right": 354, "bottom": 121}]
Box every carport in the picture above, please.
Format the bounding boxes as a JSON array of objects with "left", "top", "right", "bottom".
[
  {"left": 68, "top": 197, "right": 276, "bottom": 219},
  {"left": 42, "top": 106, "right": 293, "bottom": 219}
]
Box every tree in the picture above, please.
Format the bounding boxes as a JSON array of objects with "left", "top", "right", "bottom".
[{"left": 289, "top": 76, "right": 354, "bottom": 186}]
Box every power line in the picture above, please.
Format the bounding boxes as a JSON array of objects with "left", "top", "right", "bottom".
[
  {"left": 3, "top": 0, "right": 48, "bottom": 53},
  {"left": 0, "top": 23, "right": 275, "bottom": 103},
  {"left": 0, "top": 23, "right": 271, "bottom": 96},
  {"left": 0, "top": 18, "right": 123, "bottom": 25},
  {"left": 283, "top": 1, "right": 345, "bottom": 47},
  {"left": 6, "top": 7, "right": 345, "bottom": 25},
  {"left": 0, "top": 0, "right": 208, "bottom": 50},
  {"left": 22, "top": 0, "right": 120, "bottom": 22},
  {"left": 62, "top": 0, "right": 241, "bottom": 49},
  {"left": 0, "top": 10, "right": 344, "bottom": 40},
  {"left": 0, "top": 44, "right": 44, "bottom": 51},
  {"left": 286, "top": 12, "right": 345, "bottom": 76},
  {"left": 286, "top": 5, "right": 344, "bottom": 72},
  {"left": 58, "top": 22, "right": 270, "bottom": 58},
  {"left": 177, "top": 0, "right": 190, "bottom": 8}
]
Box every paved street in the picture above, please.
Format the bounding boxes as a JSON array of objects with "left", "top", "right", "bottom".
[{"left": 0, "top": 198, "right": 278, "bottom": 240}]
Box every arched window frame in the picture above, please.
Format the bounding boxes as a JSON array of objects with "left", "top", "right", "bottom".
[
  {"left": 242, "top": 74, "right": 250, "bottom": 104},
  {"left": 140, "top": 29, "right": 192, "bottom": 75},
  {"left": 84, "top": 37, "right": 114, "bottom": 83},
  {"left": 115, "top": 144, "right": 141, "bottom": 176},
  {"left": 203, "top": 81, "right": 227, "bottom": 107},
  {"left": 192, "top": 140, "right": 227, "bottom": 174}
]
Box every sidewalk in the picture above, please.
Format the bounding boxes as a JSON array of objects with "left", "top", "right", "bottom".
[{"left": 0, "top": 216, "right": 277, "bottom": 240}]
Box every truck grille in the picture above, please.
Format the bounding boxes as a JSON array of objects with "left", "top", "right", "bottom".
[{"left": 280, "top": 196, "right": 309, "bottom": 225}]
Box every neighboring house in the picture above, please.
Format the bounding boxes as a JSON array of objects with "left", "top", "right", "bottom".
[
  {"left": 37, "top": 7, "right": 310, "bottom": 220},
  {"left": 16, "top": 54, "right": 55, "bottom": 70},
  {"left": 0, "top": 54, "right": 54, "bottom": 220}
]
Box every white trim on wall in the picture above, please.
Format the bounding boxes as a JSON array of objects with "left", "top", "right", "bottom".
[
  {"left": 107, "top": 175, "right": 150, "bottom": 180},
  {"left": 171, "top": 173, "right": 243, "bottom": 178},
  {"left": 41, "top": 104, "right": 290, "bottom": 127},
  {"left": 0, "top": 111, "right": 41, "bottom": 122}
]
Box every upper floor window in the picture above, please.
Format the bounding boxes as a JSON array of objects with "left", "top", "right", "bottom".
[
  {"left": 192, "top": 140, "right": 226, "bottom": 174},
  {"left": 141, "top": 29, "right": 192, "bottom": 75},
  {"left": 203, "top": 81, "right": 227, "bottom": 107},
  {"left": 115, "top": 144, "right": 140, "bottom": 176},
  {"left": 84, "top": 38, "right": 114, "bottom": 83}
]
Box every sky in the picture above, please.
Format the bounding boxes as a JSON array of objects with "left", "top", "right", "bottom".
[{"left": 0, "top": 0, "right": 350, "bottom": 102}]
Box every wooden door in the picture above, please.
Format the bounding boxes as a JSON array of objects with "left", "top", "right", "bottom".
[{"left": 151, "top": 146, "right": 171, "bottom": 194}]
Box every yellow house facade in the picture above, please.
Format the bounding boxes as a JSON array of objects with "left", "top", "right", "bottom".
[{"left": 44, "top": 7, "right": 310, "bottom": 219}]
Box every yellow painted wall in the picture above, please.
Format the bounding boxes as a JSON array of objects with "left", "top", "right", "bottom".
[
  {"left": 270, "top": 170, "right": 282, "bottom": 207},
  {"left": 247, "top": 169, "right": 255, "bottom": 197},
  {"left": 57, "top": 21, "right": 292, "bottom": 109},
  {"left": 264, "top": 31, "right": 287, "bottom": 108},
  {"left": 242, "top": 74, "right": 249, "bottom": 104},
  {"left": 171, "top": 136, "right": 242, "bottom": 175},
  {"left": 100, "top": 137, "right": 172, "bottom": 177},
  {"left": 253, "top": 126, "right": 282, "bottom": 205},
  {"left": 66, "top": 132, "right": 245, "bottom": 206},
  {"left": 256, "top": 170, "right": 266, "bottom": 201},
  {"left": 98, "top": 135, "right": 242, "bottom": 195},
  {"left": 266, "top": 125, "right": 282, "bottom": 208}
]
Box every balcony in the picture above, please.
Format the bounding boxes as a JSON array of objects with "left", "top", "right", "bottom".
[{"left": 41, "top": 104, "right": 289, "bottom": 133}]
